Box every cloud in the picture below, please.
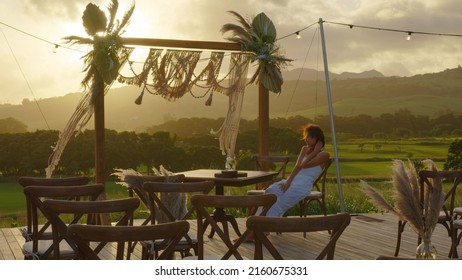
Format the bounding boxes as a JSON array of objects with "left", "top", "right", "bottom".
[
  {"left": 22, "top": 0, "right": 94, "bottom": 20},
  {"left": 1, "top": 0, "right": 462, "bottom": 104}
]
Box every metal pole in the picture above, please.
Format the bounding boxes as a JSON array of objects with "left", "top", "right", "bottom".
[{"left": 319, "top": 18, "right": 345, "bottom": 212}]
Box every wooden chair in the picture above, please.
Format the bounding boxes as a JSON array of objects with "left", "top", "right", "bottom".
[
  {"left": 247, "top": 155, "right": 290, "bottom": 192},
  {"left": 298, "top": 158, "right": 333, "bottom": 218},
  {"left": 186, "top": 194, "right": 276, "bottom": 260},
  {"left": 21, "top": 184, "right": 104, "bottom": 259},
  {"left": 18, "top": 176, "right": 90, "bottom": 242},
  {"left": 246, "top": 213, "right": 351, "bottom": 259},
  {"left": 141, "top": 180, "right": 214, "bottom": 259},
  {"left": 123, "top": 174, "right": 185, "bottom": 258},
  {"left": 451, "top": 206, "right": 462, "bottom": 258},
  {"left": 67, "top": 221, "right": 190, "bottom": 260},
  {"left": 42, "top": 197, "right": 140, "bottom": 259},
  {"left": 124, "top": 174, "right": 185, "bottom": 226},
  {"left": 394, "top": 169, "right": 462, "bottom": 257}
]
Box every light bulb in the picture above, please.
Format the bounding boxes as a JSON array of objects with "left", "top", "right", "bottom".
[
  {"left": 296, "top": 32, "right": 301, "bottom": 39},
  {"left": 406, "top": 32, "right": 412, "bottom": 41}
]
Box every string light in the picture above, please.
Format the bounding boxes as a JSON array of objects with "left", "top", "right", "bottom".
[
  {"left": 406, "top": 32, "right": 412, "bottom": 41},
  {"left": 324, "top": 20, "right": 462, "bottom": 38},
  {"left": 278, "top": 20, "right": 462, "bottom": 42}
]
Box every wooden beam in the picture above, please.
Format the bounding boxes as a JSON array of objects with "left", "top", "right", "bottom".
[
  {"left": 79, "top": 37, "right": 242, "bottom": 51},
  {"left": 121, "top": 37, "right": 242, "bottom": 51}
]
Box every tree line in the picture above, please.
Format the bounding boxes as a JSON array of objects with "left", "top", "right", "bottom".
[
  {"left": 146, "top": 110, "right": 462, "bottom": 139},
  {"left": 0, "top": 128, "right": 302, "bottom": 179},
  {"left": 1, "top": 110, "right": 461, "bottom": 179}
]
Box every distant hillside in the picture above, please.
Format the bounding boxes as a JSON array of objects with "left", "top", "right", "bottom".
[
  {"left": 0, "top": 67, "right": 461, "bottom": 132},
  {"left": 283, "top": 68, "right": 384, "bottom": 81}
]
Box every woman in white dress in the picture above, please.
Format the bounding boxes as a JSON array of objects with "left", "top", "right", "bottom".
[{"left": 263, "top": 124, "right": 330, "bottom": 217}]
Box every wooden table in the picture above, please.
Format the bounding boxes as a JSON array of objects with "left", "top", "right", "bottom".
[{"left": 178, "top": 169, "right": 277, "bottom": 237}]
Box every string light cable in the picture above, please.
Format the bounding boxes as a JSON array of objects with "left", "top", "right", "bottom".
[
  {"left": 0, "top": 26, "right": 50, "bottom": 129},
  {"left": 284, "top": 27, "right": 319, "bottom": 118},
  {"left": 323, "top": 20, "right": 462, "bottom": 38},
  {"left": 277, "top": 21, "right": 318, "bottom": 41},
  {"left": 0, "top": 21, "right": 86, "bottom": 53}
]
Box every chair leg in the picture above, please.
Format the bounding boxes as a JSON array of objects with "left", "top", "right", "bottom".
[{"left": 451, "top": 227, "right": 460, "bottom": 258}]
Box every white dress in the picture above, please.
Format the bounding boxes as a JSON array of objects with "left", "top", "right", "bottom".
[{"left": 264, "top": 156, "right": 322, "bottom": 217}]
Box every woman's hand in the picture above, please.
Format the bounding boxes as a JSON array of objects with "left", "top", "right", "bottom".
[
  {"left": 313, "top": 141, "right": 323, "bottom": 153},
  {"left": 280, "top": 181, "right": 291, "bottom": 192}
]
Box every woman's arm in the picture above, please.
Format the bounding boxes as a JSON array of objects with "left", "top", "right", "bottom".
[
  {"left": 281, "top": 142, "right": 325, "bottom": 191},
  {"left": 301, "top": 151, "right": 330, "bottom": 169}
]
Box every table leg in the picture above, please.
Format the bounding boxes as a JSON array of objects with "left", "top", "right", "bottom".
[
  {"left": 206, "top": 209, "right": 241, "bottom": 238},
  {"left": 205, "top": 183, "right": 242, "bottom": 238}
]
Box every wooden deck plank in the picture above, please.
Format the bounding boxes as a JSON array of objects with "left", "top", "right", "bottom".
[
  {"left": 2, "top": 228, "right": 23, "bottom": 260},
  {"left": 0, "top": 213, "right": 459, "bottom": 260}
]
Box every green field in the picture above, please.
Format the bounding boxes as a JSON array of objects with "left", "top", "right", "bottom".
[{"left": 0, "top": 137, "right": 453, "bottom": 227}]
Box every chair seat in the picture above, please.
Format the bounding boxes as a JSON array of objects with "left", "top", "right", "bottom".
[
  {"left": 22, "top": 240, "right": 75, "bottom": 259},
  {"left": 454, "top": 207, "right": 462, "bottom": 214},
  {"left": 454, "top": 219, "right": 462, "bottom": 227},
  {"left": 247, "top": 190, "right": 265, "bottom": 195},
  {"left": 19, "top": 226, "right": 54, "bottom": 241},
  {"left": 305, "top": 191, "right": 322, "bottom": 199}
]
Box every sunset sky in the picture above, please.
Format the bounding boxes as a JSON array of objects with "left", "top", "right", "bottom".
[{"left": 1, "top": 0, "right": 461, "bottom": 105}]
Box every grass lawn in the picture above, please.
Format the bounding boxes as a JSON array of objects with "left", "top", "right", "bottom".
[
  {"left": 0, "top": 181, "right": 134, "bottom": 227},
  {"left": 0, "top": 137, "right": 453, "bottom": 227}
]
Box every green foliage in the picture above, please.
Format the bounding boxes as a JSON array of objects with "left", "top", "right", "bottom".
[
  {"left": 82, "top": 3, "right": 107, "bottom": 36},
  {"left": 0, "top": 117, "right": 27, "bottom": 133},
  {"left": 444, "top": 139, "right": 462, "bottom": 170},
  {"left": 221, "top": 11, "right": 291, "bottom": 93}
]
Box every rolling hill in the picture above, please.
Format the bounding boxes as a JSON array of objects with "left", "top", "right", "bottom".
[{"left": 0, "top": 67, "right": 461, "bottom": 132}]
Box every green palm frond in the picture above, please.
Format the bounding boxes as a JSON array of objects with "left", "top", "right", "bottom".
[
  {"left": 222, "top": 11, "right": 291, "bottom": 93},
  {"left": 115, "top": 2, "right": 135, "bottom": 34},
  {"left": 62, "top": 35, "right": 90, "bottom": 45},
  {"left": 82, "top": 3, "right": 107, "bottom": 36},
  {"left": 106, "top": 0, "right": 119, "bottom": 33},
  {"left": 227, "top": 11, "right": 251, "bottom": 30},
  {"left": 251, "top": 12, "right": 276, "bottom": 44},
  {"left": 64, "top": 0, "right": 134, "bottom": 90},
  {"left": 220, "top": 24, "right": 251, "bottom": 42}
]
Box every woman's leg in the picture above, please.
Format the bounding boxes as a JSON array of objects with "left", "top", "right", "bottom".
[
  {"left": 266, "top": 177, "right": 314, "bottom": 217},
  {"left": 254, "top": 180, "right": 285, "bottom": 216}
]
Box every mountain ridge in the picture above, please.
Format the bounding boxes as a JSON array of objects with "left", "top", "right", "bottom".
[{"left": 1, "top": 67, "right": 461, "bottom": 132}]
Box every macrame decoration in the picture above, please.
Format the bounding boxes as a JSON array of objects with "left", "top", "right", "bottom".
[
  {"left": 118, "top": 49, "right": 230, "bottom": 104},
  {"left": 119, "top": 49, "right": 252, "bottom": 158},
  {"left": 210, "top": 53, "right": 250, "bottom": 158},
  {"left": 45, "top": 47, "right": 133, "bottom": 178},
  {"left": 46, "top": 47, "right": 250, "bottom": 177}
]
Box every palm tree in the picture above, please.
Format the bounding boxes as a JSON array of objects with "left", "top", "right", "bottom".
[{"left": 221, "top": 11, "right": 291, "bottom": 159}]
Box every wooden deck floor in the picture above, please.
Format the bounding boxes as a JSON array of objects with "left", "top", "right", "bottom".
[{"left": 0, "top": 213, "right": 458, "bottom": 260}]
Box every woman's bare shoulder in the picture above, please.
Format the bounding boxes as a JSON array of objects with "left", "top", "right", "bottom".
[
  {"left": 319, "top": 150, "right": 330, "bottom": 157},
  {"left": 319, "top": 151, "right": 331, "bottom": 162}
]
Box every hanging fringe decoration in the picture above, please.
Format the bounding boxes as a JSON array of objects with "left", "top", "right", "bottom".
[
  {"left": 210, "top": 53, "right": 251, "bottom": 158},
  {"left": 134, "top": 86, "right": 145, "bottom": 105},
  {"left": 205, "top": 92, "right": 213, "bottom": 106},
  {"left": 119, "top": 50, "right": 236, "bottom": 102},
  {"left": 46, "top": 47, "right": 133, "bottom": 178}
]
